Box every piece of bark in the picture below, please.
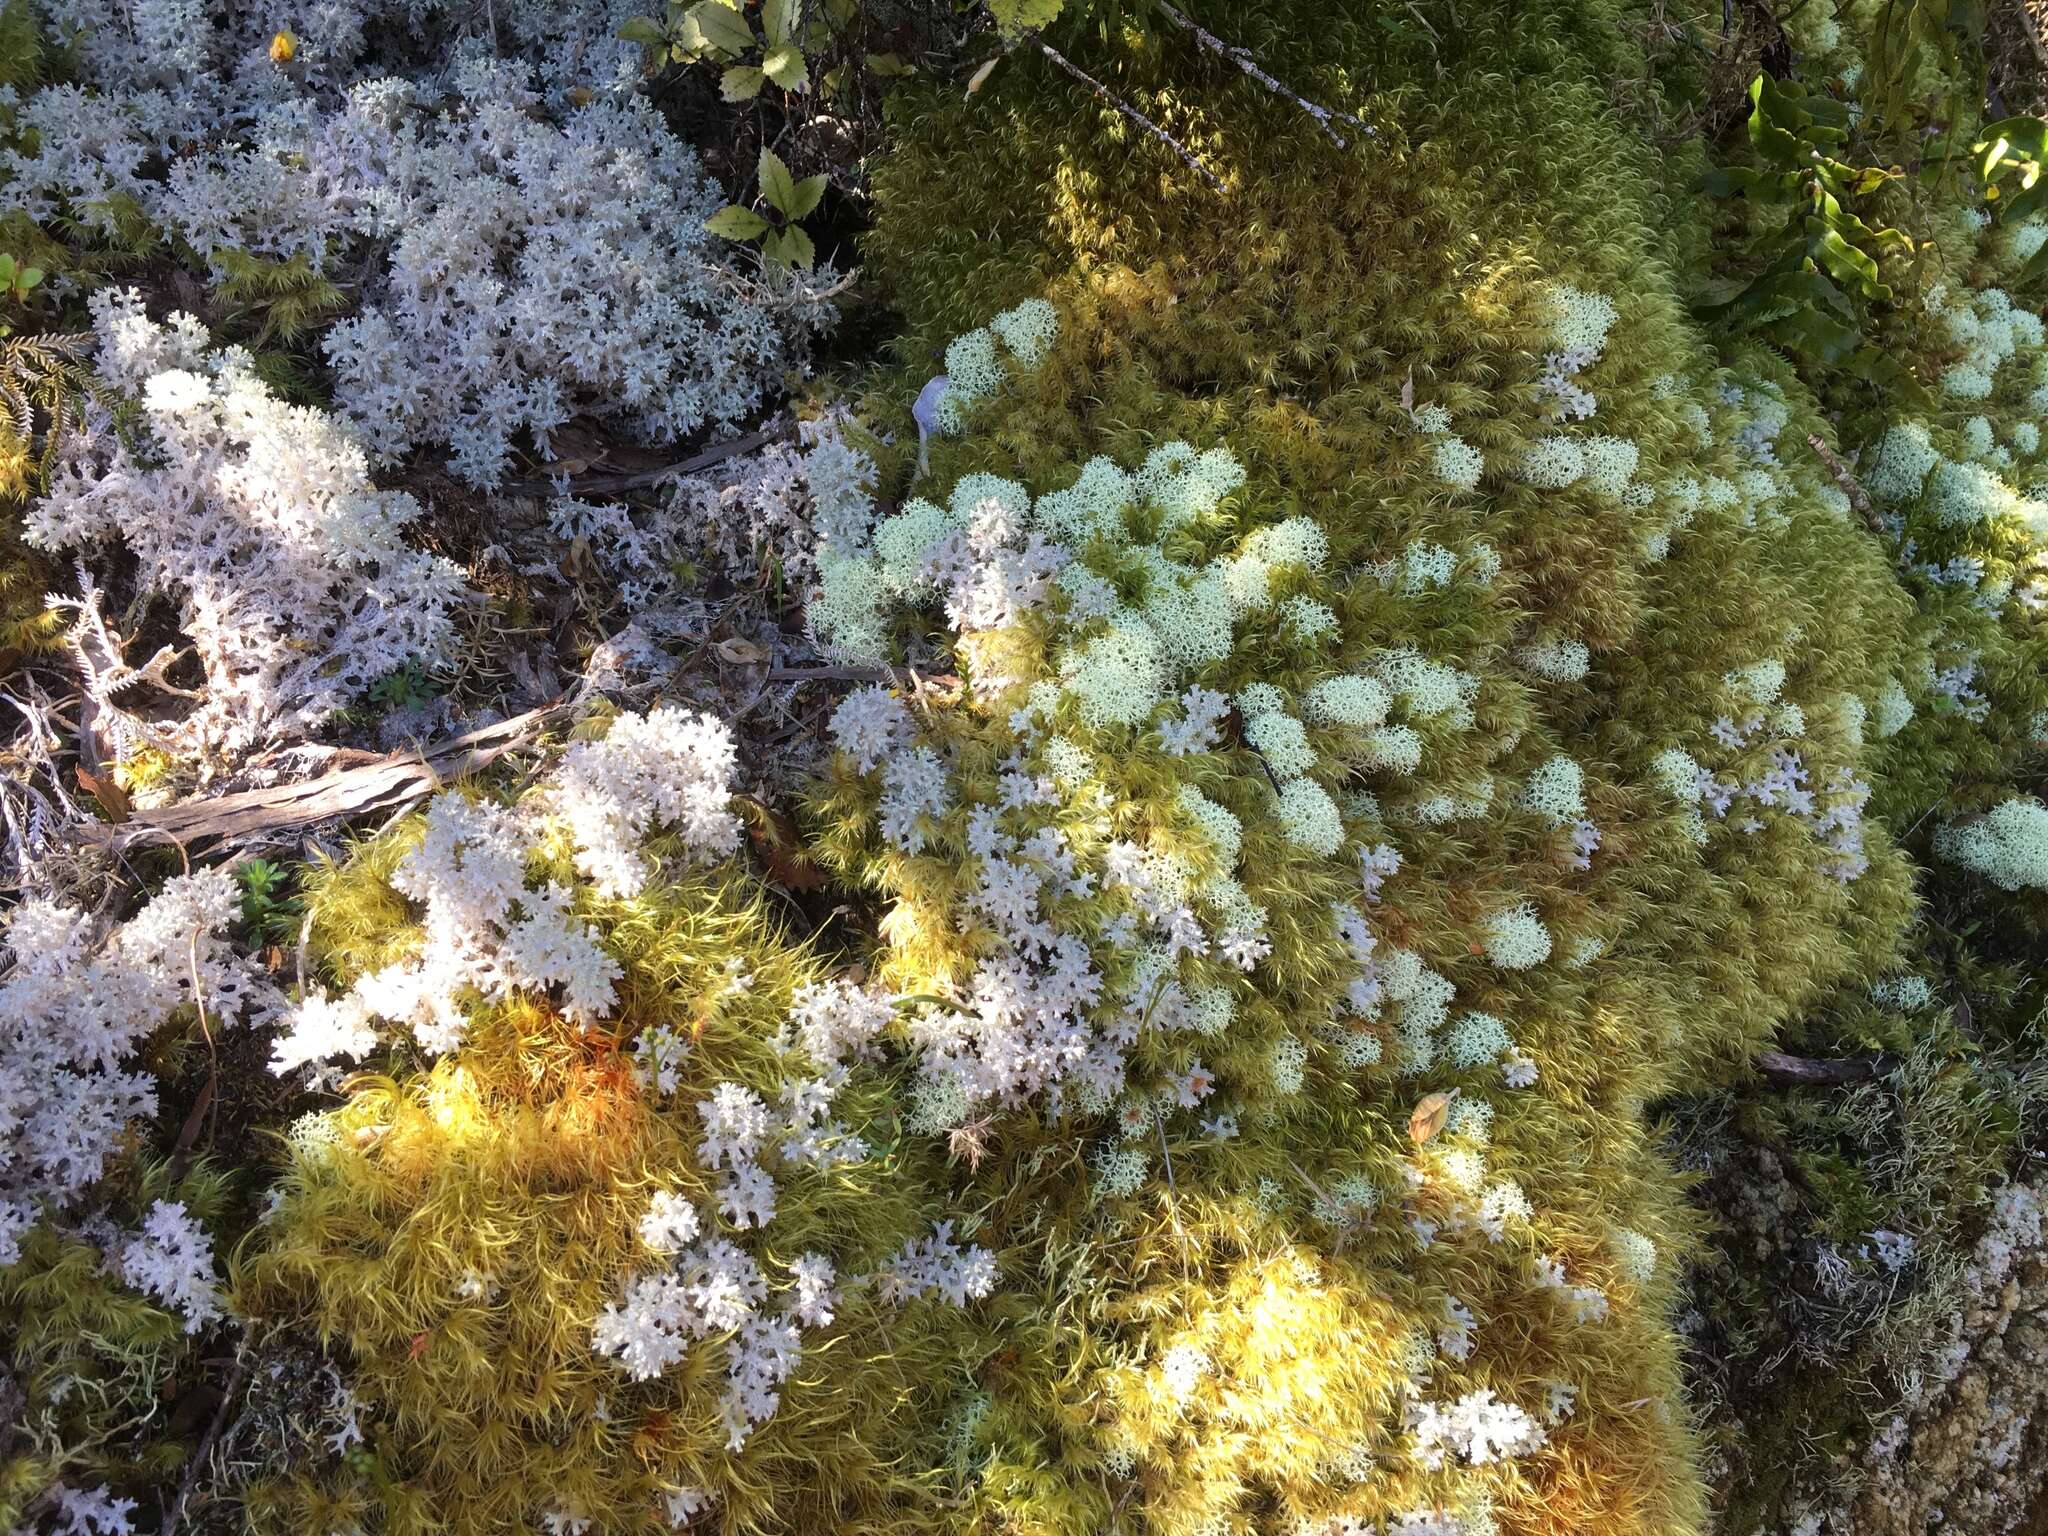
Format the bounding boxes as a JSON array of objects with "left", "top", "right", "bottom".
[
  {"left": 98, "top": 699, "right": 573, "bottom": 854},
  {"left": 1755, "top": 1049, "right": 1889, "bottom": 1086}
]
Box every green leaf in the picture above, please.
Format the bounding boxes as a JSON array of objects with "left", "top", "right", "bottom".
[
  {"left": 721, "top": 63, "right": 766, "bottom": 100},
  {"left": 2004, "top": 180, "right": 2048, "bottom": 222},
  {"left": 1696, "top": 164, "right": 1798, "bottom": 202},
  {"left": 986, "top": 0, "right": 1065, "bottom": 37},
  {"left": 762, "top": 0, "right": 801, "bottom": 45},
  {"left": 17, "top": 266, "right": 39, "bottom": 288},
  {"left": 758, "top": 147, "right": 799, "bottom": 217},
  {"left": 784, "top": 172, "right": 827, "bottom": 220},
  {"left": 866, "top": 50, "right": 913, "bottom": 75},
  {"left": 1810, "top": 222, "right": 1892, "bottom": 302},
  {"left": 765, "top": 224, "right": 817, "bottom": 269},
  {"left": 1981, "top": 131, "right": 2014, "bottom": 184},
  {"left": 1768, "top": 301, "right": 1862, "bottom": 365},
  {"left": 705, "top": 204, "right": 771, "bottom": 241},
  {"left": 617, "top": 14, "right": 670, "bottom": 46},
  {"left": 1777, "top": 267, "right": 1856, "bottom": 320},
  {"left": 2019, "top": 239, "right": 2048, "bottom": 289},
  {"left": 762, "top": 43, "right": 809, "bottom": 90},
  {"left": 684, "top": 0, "right": 754, "bottom": 55},
  {"left": 1743, "top": 73, "right": 1848, "bottom": 165},
  {"left": 1979, "top": 114, "right": 2048, "bottom": 159}
]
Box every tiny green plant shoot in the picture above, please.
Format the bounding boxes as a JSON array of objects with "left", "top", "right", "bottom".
[
  {"left": 707, "top": 148, "right": 827, "bottom": 270},
  {"left": 236, "top": 857, "right": 303, "bottom": 948},
  {"left": 0, "top": 254, "right": 43, "bottom": 310},
  {"left": 366, "top": 659, "right": 445, "bottom": 714}
]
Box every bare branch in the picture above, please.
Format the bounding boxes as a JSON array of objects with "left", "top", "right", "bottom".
[
  {"left": 1151, "top": 1, "right": 1374, "bottom": 148},
  {"left": 1035, "top": 40, "right": 1228, "bottom": 194},
  {"left": 766, "top": 663, "right": 963, "bottom": 687}
]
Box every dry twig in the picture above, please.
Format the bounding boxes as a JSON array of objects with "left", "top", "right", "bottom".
[
  {"left": 159, "top": 1340, "right": 248, "bottom": 1536},
  {"left": 1153, "top": 0, "right": 1373, "bottom": 146},
  {"left": 1034, "top": 40, "right": 1228, "bottom": 193},
  {"left": 499, "top": 425, "right": 785, "bottom": 499},
  {"left": 1807, "top": 431, "right": 1886, "bottom": 536}
]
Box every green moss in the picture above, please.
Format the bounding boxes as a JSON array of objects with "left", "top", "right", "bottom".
[
  {"left": 786, "top": 2, "right": 1965, "bottom": 1527},
  {"left": 0, "top": 1164, "right": 236, "bottom": 1528},
  {"left": 238, "top": 815, "right": 987, "bottom": 1535}
]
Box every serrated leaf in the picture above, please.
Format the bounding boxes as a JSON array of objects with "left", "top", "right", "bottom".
[
  {"left": 686, "top": 0, "right": 754, "bottom": 55},
  {"left": 763, "top": 0, "right": 801, "bottom": 45},
  {"left": 617, "top": 14, "right": 669, "bottom": 46},
  {"left": 705, "top": 203, "right": 770, "bottom": 241},
  {"left": 987, "top": 0, "right": 1065, "bottom": 35},
  {"left": 764, "top": 223, "right": 816, "bottom": 269},
  {"left": 721, "top": 63, "right": 765, "bottom": 100},
  {"left": 784, "top": 172, "right": 827, "bottom": 219},
  {"left": 758, "top": 147, "right": 799, "bottom": 217},
  {"left": 762, "top": 43, "right": 808, "bottom": 90}
]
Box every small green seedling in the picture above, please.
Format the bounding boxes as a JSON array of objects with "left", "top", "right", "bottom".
[{"left": 707, "top": 148, "right": 827, "bottom": 270}]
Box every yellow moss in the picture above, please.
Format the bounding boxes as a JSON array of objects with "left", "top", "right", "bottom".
[{"left": 239, "top": 826, "right": 985, "bottom": 1535}]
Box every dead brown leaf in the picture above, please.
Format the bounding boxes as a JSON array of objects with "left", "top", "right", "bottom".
[
  {"left": 76, "top": 765, "right": 131, "bottom": 823},
  {"left": 1408, "top": 1087, "right": 1460, "bottom": 1145}
]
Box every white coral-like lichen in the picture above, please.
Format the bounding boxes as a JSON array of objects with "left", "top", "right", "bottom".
[{"left": 30, "top": 290, "right": 468, "bottom": 758}]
